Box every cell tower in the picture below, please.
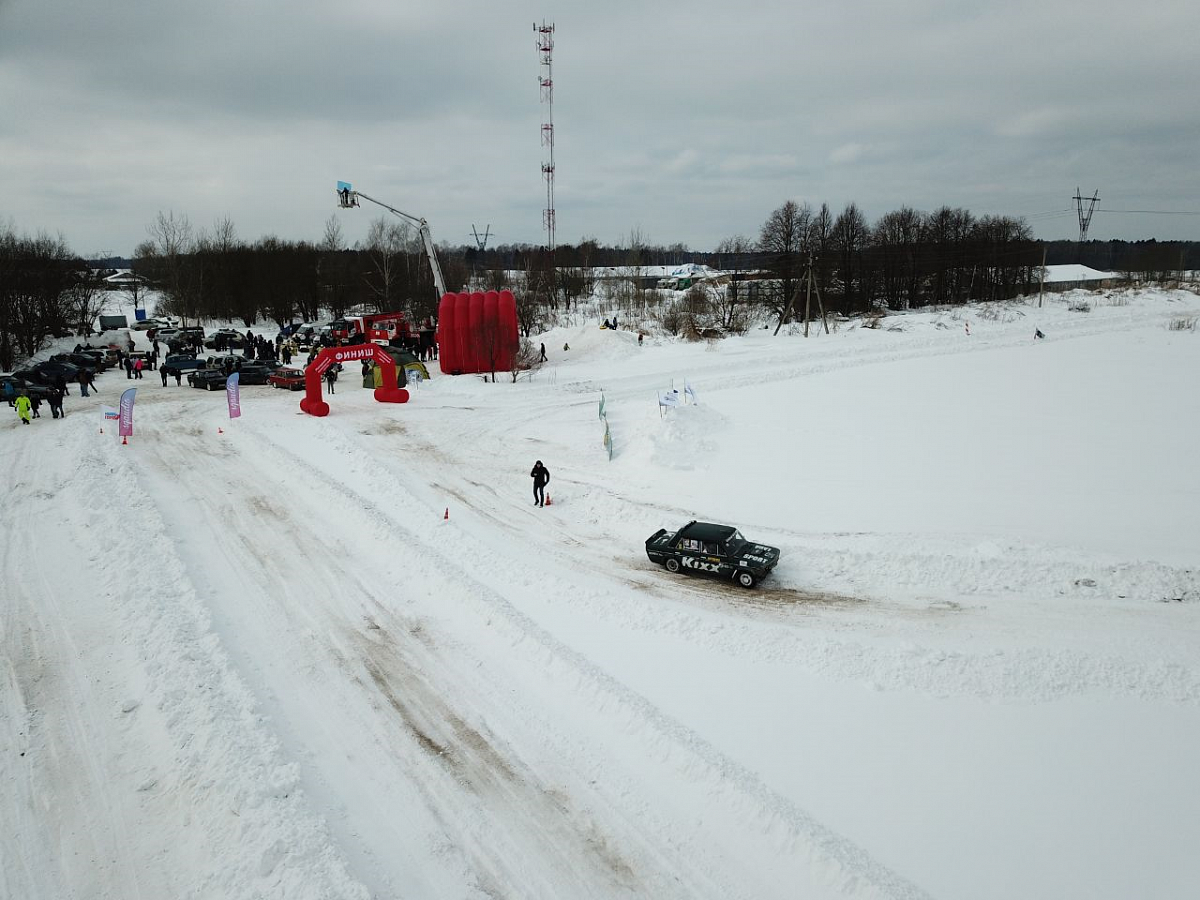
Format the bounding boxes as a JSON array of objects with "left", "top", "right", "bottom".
[
  {"left": 1074, "top": 187, "right": 1100, "bottom": 243},
  {"left": 534, "top": 20, "right": 556, "bottom": 254}
]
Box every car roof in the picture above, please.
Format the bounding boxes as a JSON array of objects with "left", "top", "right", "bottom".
[{"left": 678, "top": 521, "right": 738, "bottom": 542}]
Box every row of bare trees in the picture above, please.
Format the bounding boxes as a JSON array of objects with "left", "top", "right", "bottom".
[
  {"left": 743, "top": 201, "right": 1041, "bottom": 320},
  {"left": 0, "top": 225, "right": 108, "bottom": 371},
  {"left": 133, "top": 212, "right": 469, "bottom": 329}
]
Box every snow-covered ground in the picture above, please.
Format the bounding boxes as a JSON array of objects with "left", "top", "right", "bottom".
[{"left": 3, "top": 287, "right": 1199, "bottom": 899}]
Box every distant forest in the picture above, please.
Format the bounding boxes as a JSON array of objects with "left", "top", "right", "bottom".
[
  {"left": 86, "top": 238, "right": 1200, "bottom": 277},
  {"left": 4, "top": 202, "right": 1197, "bottom": 371}
]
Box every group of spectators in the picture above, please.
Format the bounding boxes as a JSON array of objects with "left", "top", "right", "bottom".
[{"left": 7, "top": 361, "right": 102, "bottom": 425}]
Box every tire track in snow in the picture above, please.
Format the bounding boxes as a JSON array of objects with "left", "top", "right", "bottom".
[{"left": 231, "top": 416, "right": 934, "bottom": 900}]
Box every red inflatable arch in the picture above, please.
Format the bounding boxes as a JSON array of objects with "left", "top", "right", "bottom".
[{"left": 300, "top": 344, "right": 408, "bottom": 417}]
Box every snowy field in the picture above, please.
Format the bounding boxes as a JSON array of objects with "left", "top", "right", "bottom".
[{"left": 3, "top": 287, "right": 1199, "bottom": 899}]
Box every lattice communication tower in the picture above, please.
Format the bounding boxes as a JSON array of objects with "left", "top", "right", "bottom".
[{"left": 534, "top": 21, "right": 556, "bottom": 253}]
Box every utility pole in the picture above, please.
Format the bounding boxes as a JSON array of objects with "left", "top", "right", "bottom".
[
  {"left": 470, "top": 224, "right": 492, "bottom": 253},
  {"left": 1039, "top": 245, "right": 1047, "bottom": 308}
]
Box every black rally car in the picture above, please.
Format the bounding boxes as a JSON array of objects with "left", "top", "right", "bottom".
[{"left": 645, "top": 520, "right": 781, "bottom": 589}]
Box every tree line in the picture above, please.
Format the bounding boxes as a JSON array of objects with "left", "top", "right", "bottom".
[{"left": 3, "top": 204, "right": 1197, "bottom": 371}]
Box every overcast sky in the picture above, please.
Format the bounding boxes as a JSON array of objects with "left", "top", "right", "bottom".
[{"left": 2, "top": 0, "right": 1198, "bottom": 257}]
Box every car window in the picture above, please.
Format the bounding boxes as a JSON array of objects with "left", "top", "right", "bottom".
[{"left": 703, "top": 542, "right": 718, "bottom": 555}]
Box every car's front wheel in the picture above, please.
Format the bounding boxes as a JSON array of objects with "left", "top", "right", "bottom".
[
  {"left": 665, "top": 557, "right": 681, "bottom": 574},
  {"left": 735, "top": 570, "right": 756, "bottom": 589}
]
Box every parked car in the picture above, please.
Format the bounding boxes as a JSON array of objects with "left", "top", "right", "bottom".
[
  {"left": 645, "top": 520, "right": 781, "bottom": 589},
  {"left": 29, "top": 360, "right": 81, "bottom": 385},
  {"left": 72, "top": 349, "right": 112, "bottom": 371},
  {"left": 187, "top": 368, "right": 229, "bottom": 390},
  {"left": 203, "top": 329, "right": 247, "bottom": 350},
  {"left": 163, "top": 354, "right": 204, "bottom": 374},
  {"left": 1, "top": 374, "right": 55, "bottom": 402},
  {"left": 131, "top": 317, "right": 173, "bottom": 331},
  {"left": 51, "top": 353, "right": 103, "bottom": 373},
  {"left": 205, "top": 354, "right": 243, "bottom": 371},
  {"left": 267, "top": 367, "right": 306, "bottom": 390},
  {"left": 235, "top": 361, "right": 277, "bottom": 385}
]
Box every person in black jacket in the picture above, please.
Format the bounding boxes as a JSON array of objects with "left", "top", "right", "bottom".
[{"left": 530, "top": 460, "right": 550, "bottom": 507}]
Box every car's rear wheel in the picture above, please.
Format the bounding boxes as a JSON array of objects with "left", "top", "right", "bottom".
[
  {"left": 665, "top": 557, "right": 681, "bottom": 574},
  {"left": 735, "top": 570, "right": 756, "bottom": 589}
]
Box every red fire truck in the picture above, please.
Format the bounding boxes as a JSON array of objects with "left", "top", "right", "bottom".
[{"left": 329, "top": 312, "right": 416, "bottom": 345}]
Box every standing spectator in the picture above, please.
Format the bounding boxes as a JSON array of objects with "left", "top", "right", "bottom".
[
  {"left": 56, "top": 372, "right": 69, "bottom": 397},
  {"left": 323, "top": 365, "right": 337, "bottom": 394},
  {"left": 160, "top": 364, "right": 169, "bottom": 387},
  {"left": 48, "top": 387, "right": 64, "bottom": 419},
  {"left": 15, "top": 391, "right": 32, "bottom": 425},
  {"left": 124, "top": 356, "right": 134, "bottom": 379},
  {"left": 30, "top": 395, "right": 41, "bottom": 418},
  {"left": 282, "top": 344, "right": 292, "bottom": 366},
  {"left": 529, "top": 460, "right": 550, "bottom": 507},
  {"left": 78, "top": 371, "right": 91, "bottom": 397},
  {"left": 173, "top": 366, "right": 182, "bottom": 386},
  {"left": 133, "top": 357, "right": 144, "bottom": 379},
  {"left": 540, "top": 342, "right": 548, "bottom": 362}
]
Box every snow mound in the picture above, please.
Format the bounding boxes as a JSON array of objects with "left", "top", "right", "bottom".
[{"left": 650, "top": 402, "right": 728, "bottom": 470}]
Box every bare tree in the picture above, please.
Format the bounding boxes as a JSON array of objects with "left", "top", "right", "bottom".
[
  {"left": 144, "top": 210, "right": 198, "bottom": 323},
  {"left": 363, "top": 216, "right": 409, "bottom": 312},
  {"left": 0, "top": 226, "right": 78, "bottom": 369},
  {"left": 626, "top": 227, "right": 650, "bottom": 321},
  {"left": 65, "top": 260, "right": 109, "bottom": 336},
  {"left": 508, "top": 337, "right": 542, "bottom": 382},
  {"left": 831, "top": 202, "right": 869, "bottom": 313},
  {"left": 758, "top": 201, "right": 811, "bottom": 327},
  {"left": 714, "top": 234, "right": 754, "bottom": 328}
]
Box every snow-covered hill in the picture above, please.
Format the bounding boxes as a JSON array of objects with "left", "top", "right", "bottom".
[{"left": 3, "top": 287, "right": 1198, "bottom": 899}]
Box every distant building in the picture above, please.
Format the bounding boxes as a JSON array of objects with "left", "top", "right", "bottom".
[
  {"left": 1038, "top": 265, "right": 1119, "bottom": 292},
  {"left": 102, "top": 269, "right": 151, "bottom": 290}
]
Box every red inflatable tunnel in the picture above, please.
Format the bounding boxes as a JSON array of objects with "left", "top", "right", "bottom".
[{"left": 436, "top": 289, "right": 520, "bottom": 375}]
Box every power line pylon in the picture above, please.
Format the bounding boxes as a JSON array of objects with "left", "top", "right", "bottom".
[
  {"left": 1073, "top": 187, "right": 1100, "bottom": 243},
  {"left": 470, "top": 224, "right": 492, "bottom": 253}
]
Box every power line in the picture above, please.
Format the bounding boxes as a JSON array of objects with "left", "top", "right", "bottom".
[{"left": 1094, "top": 208, "right": 1200, "bottom": 216}]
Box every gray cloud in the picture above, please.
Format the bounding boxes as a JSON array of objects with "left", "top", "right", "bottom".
[{"left": 2, "top": 0, "right": 1198, "bottom": 255}]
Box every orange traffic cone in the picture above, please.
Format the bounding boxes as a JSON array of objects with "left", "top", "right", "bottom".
[
  {"left": 218, "top": 426, "right": 223, "bottom": 434},
  {"left": 444, "top": 507, "right": 449, "bottom": 520},
  {"left": 99, "top": 426, "right": 103, "bottom": 434},
  {"left": 545, "top": 493, "right": 552, "bottom": 506},
  {"left": 121, "top": 435, "right": 127, "bottom": 445}
]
